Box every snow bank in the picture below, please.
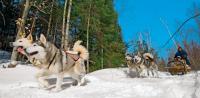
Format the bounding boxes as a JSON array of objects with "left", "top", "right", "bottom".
[{"left": 0, "top": 66, "right": 199, "bottom": 98}]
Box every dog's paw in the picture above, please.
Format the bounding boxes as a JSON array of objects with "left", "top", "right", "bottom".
[
  {"left": 43, "top": 81, "right": 50, "bottom": 87},
  {"left": 38, "top": 85, "right": 47, "bottom": 89},
  {"left": 78, "top": 77, "right": 86, "bottom": 86},
  {"left": 51, "top": 87, "right": 62, "bottom": 92},
  {"left": 140, "top": 73, "right": 147, "bottom": 78},
  {"left": 38, "top": 82, "right": 50, "bottom": 89},
  {"left": 153, "top": 72, "right": 159, "bottom": 78},
  {"left": 77, "top": 82, "right": 83, "bottom": 86},
  {"left": 38, "top": 85, "right": 46, "bottom": 89},
  {"left": 72, "top": 80, "right": 78, "bottom": 86}
]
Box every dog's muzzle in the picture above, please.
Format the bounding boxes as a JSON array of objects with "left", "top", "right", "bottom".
[{"left": 133, "top": 58, "right": 138, "bottom": 63}]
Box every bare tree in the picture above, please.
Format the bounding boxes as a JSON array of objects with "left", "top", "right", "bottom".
[
  {"left": 180, "top": 4, "right": 200, "bottom": 70},
  {"left": 86, "top": 0, "right": 91, "bottom": 72},
  {"left": 61, "top": 0, "right": 68, "bottom": 49},
  {"left": 61, "top": 0, "right": 73, "bottom": 50},
  {"left": 47, "top": 0, "right": 54, "bottom": 36},
  {"left": 10, "top": 0, "right": 30, "bottom": 65},
  {"left": 64, "top": 0, "right": 72, "bottom": 50},
  {"left": 0, "top": 11, "right": 5, "bottom": 26}
]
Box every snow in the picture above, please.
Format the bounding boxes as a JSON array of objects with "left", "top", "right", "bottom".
[{"left": 0, "top": 65, "right": 200, "bottom": 98}]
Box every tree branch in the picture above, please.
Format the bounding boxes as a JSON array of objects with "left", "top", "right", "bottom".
[
  {"left": 0, "top": 11, "right": 5, "bottom": 26},
  {"left": 31, "top": 5, "right": 50, "bottom": 15}
]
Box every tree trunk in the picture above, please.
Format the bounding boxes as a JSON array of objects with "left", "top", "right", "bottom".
[
  {"left": 64, "top": 0, "right": 72, "bottom": 50},
  {"left": 101, "top": 48, "right": 104, "bottom": 69},
  {"left": 61, "top": 0, "right": 68, "bottom": 49},
  {"left": 53, "top": 19, "right": 58, "bottom": 43},
  {"left": 47, "top": 0, "right": 54, "bottom": 37},
  {"left": 11, "top": 0, "right": 30, "bottom": 62},
  {"left": 86, "top": 1, "right": 92, "bottom": 73},
  {"left": 30, "top": 17, "right": 36, "bottom": 34},
  {"left": 0, "top": 11, "right": 5, "bottom": 26}
]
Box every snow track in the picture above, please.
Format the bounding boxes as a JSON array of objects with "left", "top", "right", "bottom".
[{"left": 0, "top": 65, "right": 199, "bottom": 98}]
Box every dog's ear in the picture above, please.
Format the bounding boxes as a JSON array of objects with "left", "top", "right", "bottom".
[
  {"left": 40, "top": 34, "right": 46, "bottom": 45},
  {"left": 137, "top": 52, "right": 141, "bottom": 56},
  {"left": 26, "top": 33, "right": 33, "bottom": 43}
]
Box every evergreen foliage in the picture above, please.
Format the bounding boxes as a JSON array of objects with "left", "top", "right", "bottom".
[
  {"left": 0, "top": 0, "right": 126, "bottom": 72},
  {"left": 71, "top": 0, "right": 125, "bottom": 71}
]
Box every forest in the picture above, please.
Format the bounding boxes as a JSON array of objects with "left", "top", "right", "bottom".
[
  {"left": 0, "top": 0, "right": 200, "bottom": 71},
  {"left": 0, "top": 0, "right": 125, "bottom": 72}
]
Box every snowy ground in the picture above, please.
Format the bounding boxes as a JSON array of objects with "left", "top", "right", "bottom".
[{"left": 0, "top": 64, "right": 200, "bottom": 98}]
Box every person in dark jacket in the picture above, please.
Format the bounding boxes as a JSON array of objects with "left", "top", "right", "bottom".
[{"left": 174, "top": 46, "right": 191, "bottom": 66}]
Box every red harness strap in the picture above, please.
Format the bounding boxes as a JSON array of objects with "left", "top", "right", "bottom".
[{"left": 65, "top": 51, "right": 80, "bottom": 61}]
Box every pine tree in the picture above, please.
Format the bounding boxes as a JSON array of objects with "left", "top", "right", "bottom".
[{"left": 70, "top": 0, "right": 125, "bottom": 71}]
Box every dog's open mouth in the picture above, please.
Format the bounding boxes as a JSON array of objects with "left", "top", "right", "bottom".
[
  {"left": 28, "top": 51, "right": 39, "bottom": 56},
  {"left": 17, "top": 46, "right": 24, "bottom": 49},
  {"left": 16, "top": 46, "right": 24, "bottom": 52}
]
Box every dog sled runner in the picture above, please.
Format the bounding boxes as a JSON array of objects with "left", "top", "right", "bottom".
[{"left": 165, "top": 59, "right": 191, "bottom": 75}]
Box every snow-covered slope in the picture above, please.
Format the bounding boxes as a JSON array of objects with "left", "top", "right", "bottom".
[{"left": 0, "top": 65, "right": 200, "bottom": 98}]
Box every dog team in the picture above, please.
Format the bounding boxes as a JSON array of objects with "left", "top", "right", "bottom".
[
  {"left": 10, "top": 33, "right": 159, "bottom": 92},
  {"left": 11, "top": 33, "right": 89, "bottom": 92}
]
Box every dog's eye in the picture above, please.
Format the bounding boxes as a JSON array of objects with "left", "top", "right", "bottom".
[
  {"left": 33, "top": 44, "right": 37, "bottom": 46},
  {"left": 19, "top": 41, "right": 22, "bottom": 42}
]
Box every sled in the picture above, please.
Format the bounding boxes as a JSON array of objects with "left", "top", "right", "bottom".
[{"left": 165, "top": 60, "right": 191, "bottom": 75}]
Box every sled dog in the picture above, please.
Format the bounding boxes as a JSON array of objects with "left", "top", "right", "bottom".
[
  {"left": 25, "top": 34, "right": 89, "bottom": 91},
  {"left": 125, "top": 54, "right": 147, "bottom": 77},
  {"left": 125, "top": 53, "right": 158, "bottom": 78},
  {"left": 142, "top": 53, "right": 158, "bottom": 77},
  {"left": 10, "top": 34, "right": 42, "bottom": 66}
]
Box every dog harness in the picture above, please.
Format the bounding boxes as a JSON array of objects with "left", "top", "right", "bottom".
[
  {"left": 65, "top": 51, "right": 80, "bottom": 61},
  {"left": 136, "top": 57, "right": 144, "bottom": 65},
  {"left": 47, "top": 50, "right": 57, "bottom": 69}
]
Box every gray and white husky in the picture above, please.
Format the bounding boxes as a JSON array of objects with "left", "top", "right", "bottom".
[
  {"left": 142, "top": 53, "right": 158, "bottom": 77},
  {"left": 25, "top": 34, "right": 89, "bottom": 92},
  {"left": 125, "top": 54, "right": 147, "bottom": 77},
  {"left": 125, "top": 53, "right": 158, "bottom": 78}
]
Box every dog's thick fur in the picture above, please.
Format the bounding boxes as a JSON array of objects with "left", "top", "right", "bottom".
[
  {"left": 143, "top": 53, "right": 158, "bottom": 77},
  {"left": 25, "top": 34, "right": 88, "bottom": 92},
  {"left": 125, "top": 53, "right": 158, "bottom": 78},
  {"left": 125, "top": 54, "right": 148, "bottom": 77},
  {"left": 11, "top": 34, "right": 42, "bottom": 66}
]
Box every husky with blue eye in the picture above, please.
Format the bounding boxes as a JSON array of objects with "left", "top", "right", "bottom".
[{"left": 26, "top": 34, "right": 89, "bottom": 92}]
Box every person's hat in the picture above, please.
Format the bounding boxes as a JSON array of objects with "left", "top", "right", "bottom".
[{"left": 177, "top": 45, "right": 182, "bottom": 50}]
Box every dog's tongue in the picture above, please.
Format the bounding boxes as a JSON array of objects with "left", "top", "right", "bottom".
[{"left": 17, "top": 47, "right": 24, "bottom": 53}]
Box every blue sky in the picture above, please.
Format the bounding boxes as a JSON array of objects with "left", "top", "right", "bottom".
[{"left": 114, "top": 0, "right": 200, "bottom": 58}]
